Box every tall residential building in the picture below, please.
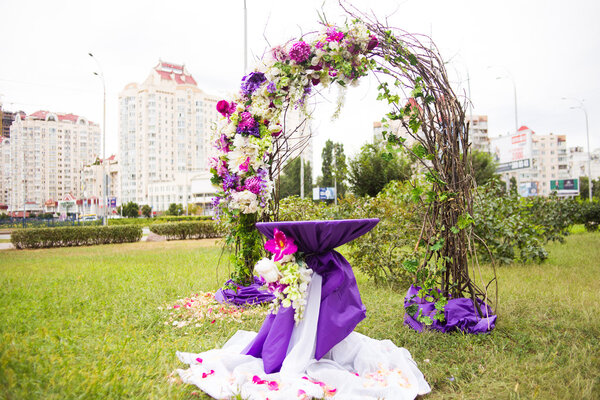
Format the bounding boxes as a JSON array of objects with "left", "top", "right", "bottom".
[
  {"left": 568, "top": 146, "right": 600, "bottom": 181},
  {"left": 466, "top": 115, "right": 489, "bottom": 153},
  {"left": 119, "top": 60, "right": 219, "bottom": 212},
  {"left": 9, "top": 111, "right": 101, "bottom": 212},
  {"left": 0, "top": 136, "right": 10, "bottom": 207},
  {"left": 1, "top": 105, "right": 17, "bottom": 138},
  {"left": 80, "top": 155, "right": 120, "bottom": 215}
]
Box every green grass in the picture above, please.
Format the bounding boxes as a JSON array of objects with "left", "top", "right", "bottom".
[{"left": 1, "top": 235, "right": 599, "bottom": 399}]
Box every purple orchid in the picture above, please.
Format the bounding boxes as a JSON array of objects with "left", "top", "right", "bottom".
[
  {"left": 326, "top": 27, "right": 345, "bottom": 42},
  {"left": 264, "top": 229, "right": 298, "bottom": 261}
]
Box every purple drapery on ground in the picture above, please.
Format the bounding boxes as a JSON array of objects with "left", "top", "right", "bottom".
[
  {"left": 214, "top": 277, "right": 275, "bottom": 306},
  {"left": 403, "top": 285, "right": 497, "bottom": 334},
  {"left": 243, "top": 219, "right": 379, "bottom": 374}
]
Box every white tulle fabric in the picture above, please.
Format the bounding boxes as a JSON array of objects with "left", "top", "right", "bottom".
[{"left": 177, "top": 273, "right": 431, "bottom": 399}]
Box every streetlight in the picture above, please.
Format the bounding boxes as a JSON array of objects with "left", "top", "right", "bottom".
[
  {"left": 88, "top": 52, "right": 108, "bottom": 226},
  {"left": 488, "top": 66, "right": 519, "bottom": 133},
  {"left": 562, "top": 97, "right": 592, "bottom": 201}
]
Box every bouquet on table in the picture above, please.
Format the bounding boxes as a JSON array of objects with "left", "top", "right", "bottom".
[{"left": 254, "top": 229, "right": 313, "bottom": 323}]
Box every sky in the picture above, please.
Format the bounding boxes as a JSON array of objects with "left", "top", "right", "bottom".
[{"left": 1, "top": 0, "right": 599, "bottom": 172}]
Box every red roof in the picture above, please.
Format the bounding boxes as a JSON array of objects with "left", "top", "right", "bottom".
[
  {"left": 58, "top": 113, "right": 78, "bottom": 122},
  {"left": 518, "top": 125, "right": 530, "bottom": 132},
  {"left": 154, "top": 60, "right": 197, "bottom": 86}
]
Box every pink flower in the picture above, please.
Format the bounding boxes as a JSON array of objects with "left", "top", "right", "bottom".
[
  {"left": 326, "top": 27, "right": 345, "bottom": 42},
  {"left": 216, "top": 100, "right": 237, "bottom": 117},
  {"left": 211, "top": 320, "right": 215, "bottom": 324},
  {"left": 244, "top": 176, "right": 263, "bottom": 195},
  {"left": 239, "top": 157, "right": 250, "bottom": 172},
  {"left": 201, "top": 370, "right": 214, "bottom": 379},
  {"left": 195, "top": 357, "right": 203, "bottom": 363},
  {"left": 252, "top": 375, "right": 267, "bottom": 384},
  {"left": 289, "top": 41, "right": 312, "bottom": 63},
  {"left": 267, "top": 381, "right": 279, "bottom": 391},
  {"left": 264, "top": 229, "right": 297, "bottom": 261},
  {"left": 173, "top": 305, "right": 180, "bottom": 309}
]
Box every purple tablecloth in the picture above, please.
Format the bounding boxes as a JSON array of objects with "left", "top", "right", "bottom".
[
  {"left": 214, "top": 277, "right": 275, "bottom": 306},
  {"left": 243, "top": 219, "right": 379, "bottom": 373}
]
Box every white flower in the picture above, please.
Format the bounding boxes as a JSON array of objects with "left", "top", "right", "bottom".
[
  {"left": 254, "top": 258, "right": 281, "bottom": 283},
  {"left": 279, "top": 253, "right": 296, "bottom": 263},
  {"left": 229, "top": 190, "right": 259, "bottom": 214}
]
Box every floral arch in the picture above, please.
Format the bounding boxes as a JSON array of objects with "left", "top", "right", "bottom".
[{"left": 210, "top": 9, "right": 494, "bottom": 317}]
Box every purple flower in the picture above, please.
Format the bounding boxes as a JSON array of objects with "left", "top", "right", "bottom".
[
  {"left": 239, "top": 157, "right": 250, "bottom": 172},
  {"left": 244, "top": 176, "right": 263, "bottom": 195},
  {"left": 216, "top": 134, "right": 230, "bottom": 153},
  {"left": 367, "top": 35, "right": 379, "bottom": 51},
  {"left": 236, "top": 112, "right": 260, "bottom": 137},
  {"left": 223, "top": 173, "right": 239, "bottom": 191},
  {"left": 241, "top": 72, "right": 266, "bottom": 96},
  {"left": 326, "top": 27, "right": 345, "bottom": 42},
  {"left": 266, "top": 81, "right": 276, "bottom": 94},
  {"left": 264, "top": 229, "right": 298, "bottom": 262},
  {"left": 271, "top": 45, "right": 288, "bottom": 61},
  {"left": 289, "top": 41, "right": 312, "bottom": 63}
]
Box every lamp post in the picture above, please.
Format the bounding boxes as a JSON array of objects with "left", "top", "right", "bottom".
[
  {"left": 563, "top": 97, "right": 592, "bottom": 201},
  {"left": 88, "top": 52, "right": 108, "bottom": 226}
]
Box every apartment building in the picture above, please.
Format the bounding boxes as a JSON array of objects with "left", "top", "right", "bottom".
[
  {"left": 9, "top": 110, "right": 101, "bottom": 212},
  {"left": 118, "top": 60, "right": 219, "bottom": 212},
  {"left": 80, "top": 155, "right": 120, "bottom": 215},
  {"left": 0, "top": 136, "right": 10, "bottom": 207}
]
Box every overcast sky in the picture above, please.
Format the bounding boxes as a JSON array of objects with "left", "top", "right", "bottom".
[{"left": 1, "top": 0, "right": 599, "bottom": 170}]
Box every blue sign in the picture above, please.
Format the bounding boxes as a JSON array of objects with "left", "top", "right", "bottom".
[
  {"left": 108, "top": 197, "right": 117, "bottom": 207},
  {"left": 313, "top": 187, "right": 336, "bottom": 200}
]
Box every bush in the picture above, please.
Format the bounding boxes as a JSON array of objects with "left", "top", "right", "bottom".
[
  {"left": 149, "top": 221, "right": 221, "bottom": 240},
  {"left": 11, "top": 226, "right": 143, "bottom": 249},
  {"left": 155, "top": 215, "right": 213, "bottom": 222},
  {"left": 579, "top": 201, "right": 600, "bottom": 231}
]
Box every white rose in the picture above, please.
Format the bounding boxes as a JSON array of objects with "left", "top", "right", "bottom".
[{"left": 254, "top": 258, "right": 281, "bottom": 283}]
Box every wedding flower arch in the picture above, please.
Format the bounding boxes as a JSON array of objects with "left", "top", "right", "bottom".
[{"left": 210, "top": 6, "right": 495, "bottom": 317}]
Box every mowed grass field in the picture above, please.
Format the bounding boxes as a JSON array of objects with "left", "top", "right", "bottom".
[{"left": 0, "top": 233, "right": 599, "bottom": 399}]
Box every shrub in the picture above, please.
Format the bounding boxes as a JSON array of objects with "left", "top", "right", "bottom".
[
  {"left": 579, "top": 201, "right": 600, "bottom": 231},
  {"left": 149, "top": 221, "right": 221, "bottom": 240},
  {"left": 11, "top": 226, "right": 143, "bottom": 249},
  {"left": 155, "top": 215, "right": 213, "bottom": 222}
]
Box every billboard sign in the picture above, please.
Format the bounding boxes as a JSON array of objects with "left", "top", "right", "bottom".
[
  {"left": 491, "top": 130, "right": 532, "bottom": 172},
  {"left": 550, "top": 179, "right": 579, "bottom": 196},
  {"left": 58, "top": 200, "right": 76, "bottom": 211},
  {"left": 312, "top": 187, "right": 336, "bottom": 200},
  {"left": 518, "top": 181, "right": 538, "bottom": 197}
]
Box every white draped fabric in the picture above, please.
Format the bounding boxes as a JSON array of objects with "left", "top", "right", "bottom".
[{"left": 177, "top": 273, "right": 431, "bottom": 399}]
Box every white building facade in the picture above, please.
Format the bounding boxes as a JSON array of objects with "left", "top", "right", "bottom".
[
  {"left": 80, "top": 155, "right": 120, "bottom": 216},
  {"left": 9, "top": 111, "right": 101, "bottom": 213},
  {"left": 0, "top": 137, "right": 11, "bottom": 208},
  {"left": 119, "top": 61, "right": 219, "bottom": 212}
]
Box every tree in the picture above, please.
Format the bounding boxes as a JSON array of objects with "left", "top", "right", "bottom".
[
  {"left": 278, "top": 157, "right": 313, "bottom": 198},
  {"left": 577, "top": 176, "right": 600, "bottom": 201},
  {"left": 141, "top": 204, "right": 152, "bottom": 218},
  {"left": 167, "top": 203, "right": 184, "bottom": 216},
  {"left": 317, "top": 139, "right": 347, "bottom": 198},
  {"left": 468, "top": 150, "right": 499, "bottom": 186},
  {"left": 348, "top": 142, "right": 412, "bottom": 197},
  {"left": 120, "top": 201, "right": 140, "bottom": 218}
]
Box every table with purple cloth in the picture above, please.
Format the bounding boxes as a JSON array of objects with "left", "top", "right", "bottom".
[{"left": 242, "top": 218, "right": 379, "bottom": 373}]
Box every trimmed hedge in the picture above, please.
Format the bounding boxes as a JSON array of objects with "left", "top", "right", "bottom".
[
  {"left": 11, "top": 226, "right": 143, "bottom": 249},
  {"left": 149, "top": 221, "right": 221, "bottom": 240},
  {"left": 107, "top": 215, "right": 213, "bottom": 227}
]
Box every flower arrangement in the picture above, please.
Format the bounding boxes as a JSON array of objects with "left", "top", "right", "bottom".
[
  {"left": 254, "top": 229, "right": 313, "bottom": 323},
  {"left": 210, "top": 21, "right": 378, "bottom": 287}
]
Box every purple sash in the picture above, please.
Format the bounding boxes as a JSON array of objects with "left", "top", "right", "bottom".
[{"left": 243, "top": 219, "right": 379, "bottom": 373}]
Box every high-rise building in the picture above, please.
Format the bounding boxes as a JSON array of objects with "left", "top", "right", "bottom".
[
  {"left": 0, "top": 136, "right": 10, "bottom": 208},
  {"left": 1, "top": 105, "right": 17, "bottom": 138},
  {"left": 118, "top": 60, "right": 219, "bottom": 212},
  {"left": 466, "top": 115, "right": 489, "bottom": 153},
  {"left": 568, "top": 146, "right": 600, "bottom": 182},
  {"left": 9, "top": 110, "right": 101, "bottom": 213}
]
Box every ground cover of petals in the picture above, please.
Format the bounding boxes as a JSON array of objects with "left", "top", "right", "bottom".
[{"left": 164, "top": 291, "right": 268, "bottom": 328}]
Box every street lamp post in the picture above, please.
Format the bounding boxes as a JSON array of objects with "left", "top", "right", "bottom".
[
  {"left": 89, "top": 53, "right": 108, "bottom": 226},
  {"left": 563, "top": 97, "right": 592, "bottom": 201}
]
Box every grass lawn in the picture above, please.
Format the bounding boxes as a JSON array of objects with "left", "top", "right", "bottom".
[{"left": 0, "top": 234, "right": 599, "bottom": 399}]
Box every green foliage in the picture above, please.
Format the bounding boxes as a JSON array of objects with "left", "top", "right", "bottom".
[
  {"left": 120, "top": 201, "right": 140, "bottom": 218},
  {"left": 278, "top": 196, "right": 332, "bottom": 221},
  {"left": 167, "top": 203, "right": 184, "bottom": 216},
  {"left": 10, "top": 225, "right": 142, "bottom": 249},
  {"left": 348, "top": 141, "right": 412, "bottom": 197},
  {"left": 527, "top": 195, "right": 579, "bottom": 242},
  {"left": 578, "top": 201, "right": 600, "bottom": 231},
  {"left": 344, "top": 181, "right": 423, "bottom": 287},
  {"left": 468, "top": 150, "right": 499, "bottom": 186},
  {"left": 577, "top": 176, "right": 600, "bottom": 200},
  {"left": 317, "top": 139, "right": 347, "bottom": 197},
  {"left": 473, "top": 180, "right": 548, "bottom": 264},
  {"left": 149, "top": 221, "right": 221, "bottom": 240},
  {"left": 278, "top": 157, "right": 313, "bottom": 199},
  {"left": 141, "top": 204, "right": 152, "bottom": 218}
]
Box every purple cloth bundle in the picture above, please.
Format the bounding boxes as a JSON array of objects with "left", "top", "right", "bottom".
[
  {"left": 404, "top": 285, "right": 497, "bottom": 334},
  {"left": 243, "top": 219, "right": 379, "bottom": 373},
  {"left": 214, "top": 277, "right": 275, "bottom": 306}
]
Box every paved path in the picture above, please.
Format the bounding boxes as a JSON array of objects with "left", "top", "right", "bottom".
[{"left": 0, "top": 243, "right": 14, "bottom": 250}]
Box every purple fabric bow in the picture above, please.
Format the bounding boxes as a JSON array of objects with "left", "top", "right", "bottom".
[
  {"left": 215, "top": 277, "right": 275, "bottom": 306},
  {"left": 403, "top": 285, "right": 497, "bottom": 334},
  {"left": 243, "top": 219, "right": 379, "bottom": 373}
]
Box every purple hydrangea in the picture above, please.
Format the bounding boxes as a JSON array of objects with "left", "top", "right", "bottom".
[
  {"left": 289, "top": 41, "right": 312, "bottom": 63},
  {"left": 241, "top": 72, "right": 266, "bottom": 96},
  {"left": 236, "top": 112, "right": 260, "bottom": 137}
]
